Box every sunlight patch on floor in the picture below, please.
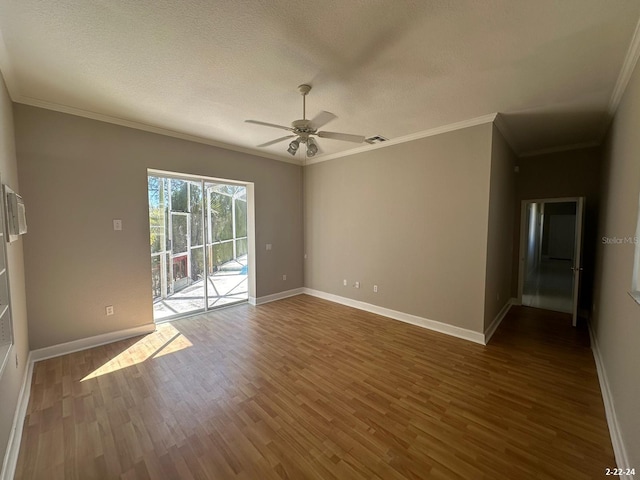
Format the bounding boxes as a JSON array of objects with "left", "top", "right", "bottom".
[{"left": 81, "top": 323, "right": 192, "bottom": 381}]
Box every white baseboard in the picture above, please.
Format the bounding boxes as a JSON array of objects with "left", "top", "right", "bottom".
[
  {"left": 0, "top": 352, "right": 34, "bottom": 480},
  {"left": 588, "top": 321, "right": 632, "bottom": 478},
  {"left": 30, "top": 323, "right": 157, "bottom": 363},
  {"left": 303, "top": 288, "right": 485, "bottom": 345},
  {"left": 254, "top": 288, "right": 305, "bottom": 306},
  {"left": 2, "top": 324, "right": 157, "bottom": 480},
  {"left": 484, "top": 298, "right": 516, "bottom": 344}
]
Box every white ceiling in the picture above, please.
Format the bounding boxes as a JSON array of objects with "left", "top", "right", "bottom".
[{"left": 0, "top": 0, "right": 639, "bottom": 163}]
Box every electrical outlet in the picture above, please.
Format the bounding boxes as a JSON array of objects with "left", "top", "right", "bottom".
[
  {"left": 343, "top": 279, "right": 347, "bottom": 286},
  {"left": 282, "top": 274, "right": 287, "bottom": 281},
  {"left": 113, "top": 219, "right": 122, "bottom": 231},
  {"left": 373, "top": 285, "right": 378, "bottom": 293},
  {"left": 106, "top": 305, "right": 114, "bottom": 316},
  {"left": 355, "top": 281, "right": 360, "bottom": 289},
  {"left": 266, "top": 244, "right": 272, "bottom": 251}
]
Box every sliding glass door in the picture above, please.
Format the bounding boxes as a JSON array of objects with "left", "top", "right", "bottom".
[
  {"left": 148, "top": 172, "right": 248, "bottom": 321},
  {"left": 205, "top": 183, "right": 248, "bottom": 308}
]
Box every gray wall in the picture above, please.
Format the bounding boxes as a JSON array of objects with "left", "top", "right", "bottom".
[
  {"left": 592, "top": 58, "right": 640, "bottom": 468},
  {"left": 484, "top": 126, "right": 516, "bottom": 330},
  {"left": 304, "top": 123, "right": 493, "bottom": 333},
  {"left": 513, "top": 146, "right": 602, "bottom": 308},
  {"left": 0, "top": 76, "right": 29, "bottom": 473},
  {"left": 15, "top": 105, "right": 303, "bottom": 350}
]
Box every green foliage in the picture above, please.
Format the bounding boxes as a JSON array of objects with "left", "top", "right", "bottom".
[
  {"left": 172, "top": 215, "right": 188, "bottom": 253},
  {"left": 151, "top": 255, "right": 161, "bottom": 298},
  {"left": 171, "top": 180, "right": 188, "bottom": 212},
  {"left": 148, "top": 176, "right": 167, "bottom": 253},
  {"left": 235, "top": 198, "right": 247, "bottom": 238},
  {"left": 149, "top": 208, "right": 165, "bottom": 253},
  {"left": 191, "top": 247, "right": 204, "bottom": 280},
  {"left": 210, "top": 192, "right": 232, "bottom": 241},
  {"left": 149, "top": 176, "right": 248, "bottom": 281},
  {"left": 213, "top": 242, "right": 234, "bottom": 267},
  {"left": 236, "top": 238, "right": 248, "bottom": 257},
  {"left": 190, "top": 183, "right": 203, "bottom": 246}
]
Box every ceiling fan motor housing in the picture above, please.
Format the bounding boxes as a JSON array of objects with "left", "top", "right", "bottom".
[{"left": 291, "top": 119, "right": 314, "bottom": 135}]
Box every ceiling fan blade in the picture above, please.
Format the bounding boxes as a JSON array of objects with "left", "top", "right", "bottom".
[
  {"left": 256, "top": 135, "right": 296, "bottom": 148},
  {"left": 309, "top": 111, "right": 337, "bottom": 130},
  {"left": 245, "top": 120, "right": 293, "bottom": 131},
  {"left": 317, "top": 131, "right": 366, "bottom": 143}
]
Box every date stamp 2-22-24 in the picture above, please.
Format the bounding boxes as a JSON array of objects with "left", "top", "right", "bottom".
[{"left": 605, "top": 467, "right": 636, "bottom": 476}]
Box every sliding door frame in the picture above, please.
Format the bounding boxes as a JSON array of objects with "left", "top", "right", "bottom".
[{"left": 148, "top": 168, "right": 256, "bottom": 321}]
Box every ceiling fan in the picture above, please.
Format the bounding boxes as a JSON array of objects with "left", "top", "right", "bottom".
[{"left": 245, "top": 84, "right": 366, "bottom": 157}]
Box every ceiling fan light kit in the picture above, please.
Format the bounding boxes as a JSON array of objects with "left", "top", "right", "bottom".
[
  {"left": 245, "top": 84, "right": 366, "bottom": 158},
  {"left": 307, "top": 137, "right": 318, "bottom": 156},
  {"left": 287, "top": 138, "right": 300, "bottom": 155}
]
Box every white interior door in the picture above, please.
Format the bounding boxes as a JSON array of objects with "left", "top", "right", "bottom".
[{"left": 518, "top": 197, "right": 585, "bottom": 325}]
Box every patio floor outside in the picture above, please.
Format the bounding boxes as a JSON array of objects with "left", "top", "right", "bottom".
[{"left": 153, "top": 256, "right": 248, "bottom": 321}]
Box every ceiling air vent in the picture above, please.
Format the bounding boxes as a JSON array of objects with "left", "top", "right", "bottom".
[{"left": 365, "top": 135, "right": 388, "bottom": 144}]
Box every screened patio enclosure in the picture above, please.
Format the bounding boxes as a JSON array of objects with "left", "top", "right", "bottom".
[{"left": 148, "top": 173, "right": 249, "bottom": 321}]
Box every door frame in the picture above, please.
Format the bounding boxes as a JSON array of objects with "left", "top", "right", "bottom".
[{"left": 517, "top": 196, "right": 585, "bottom": 326}]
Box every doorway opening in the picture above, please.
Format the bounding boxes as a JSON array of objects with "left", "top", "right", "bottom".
[
  {"left": 148, "top": 170, "right": 254, "bottom": 322},
  {"left": 518, "top": 197, "right": 584, "bottom": 326}
]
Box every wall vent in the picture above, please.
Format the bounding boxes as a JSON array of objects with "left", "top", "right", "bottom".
[{"left": 365, "top": 135, "right": 388, "bottom": 144}]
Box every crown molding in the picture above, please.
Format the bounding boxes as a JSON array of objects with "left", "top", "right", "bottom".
[
  {"left": 608, "top": 16, "right": 640, "bottom": 117},
  {"left": 14, "top": 95, "right": 303, "bottom": 165},
  {"left": 518, "top": 141, "right": 600, "bottom": 158},
  {"left": 0, "top": 27, "right": 18, "bottom": 101},
  {"left": 305, "top": 113, "right": 498, "bottom": 166},
  {"left": 492, "top": 113, "right": 520, "bottom": 155},
  {"left": 599, "top": 15, "right": 640, "bottom": 141}
]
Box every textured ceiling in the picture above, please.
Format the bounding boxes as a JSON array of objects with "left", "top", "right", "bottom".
[{"left": 0, "top": 0, "right": 639, "bottom": 163}]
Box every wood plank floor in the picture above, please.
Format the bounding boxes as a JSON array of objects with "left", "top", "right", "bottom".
[{"left": 14, "top": 295, "right": 615, "bottom": 479}]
